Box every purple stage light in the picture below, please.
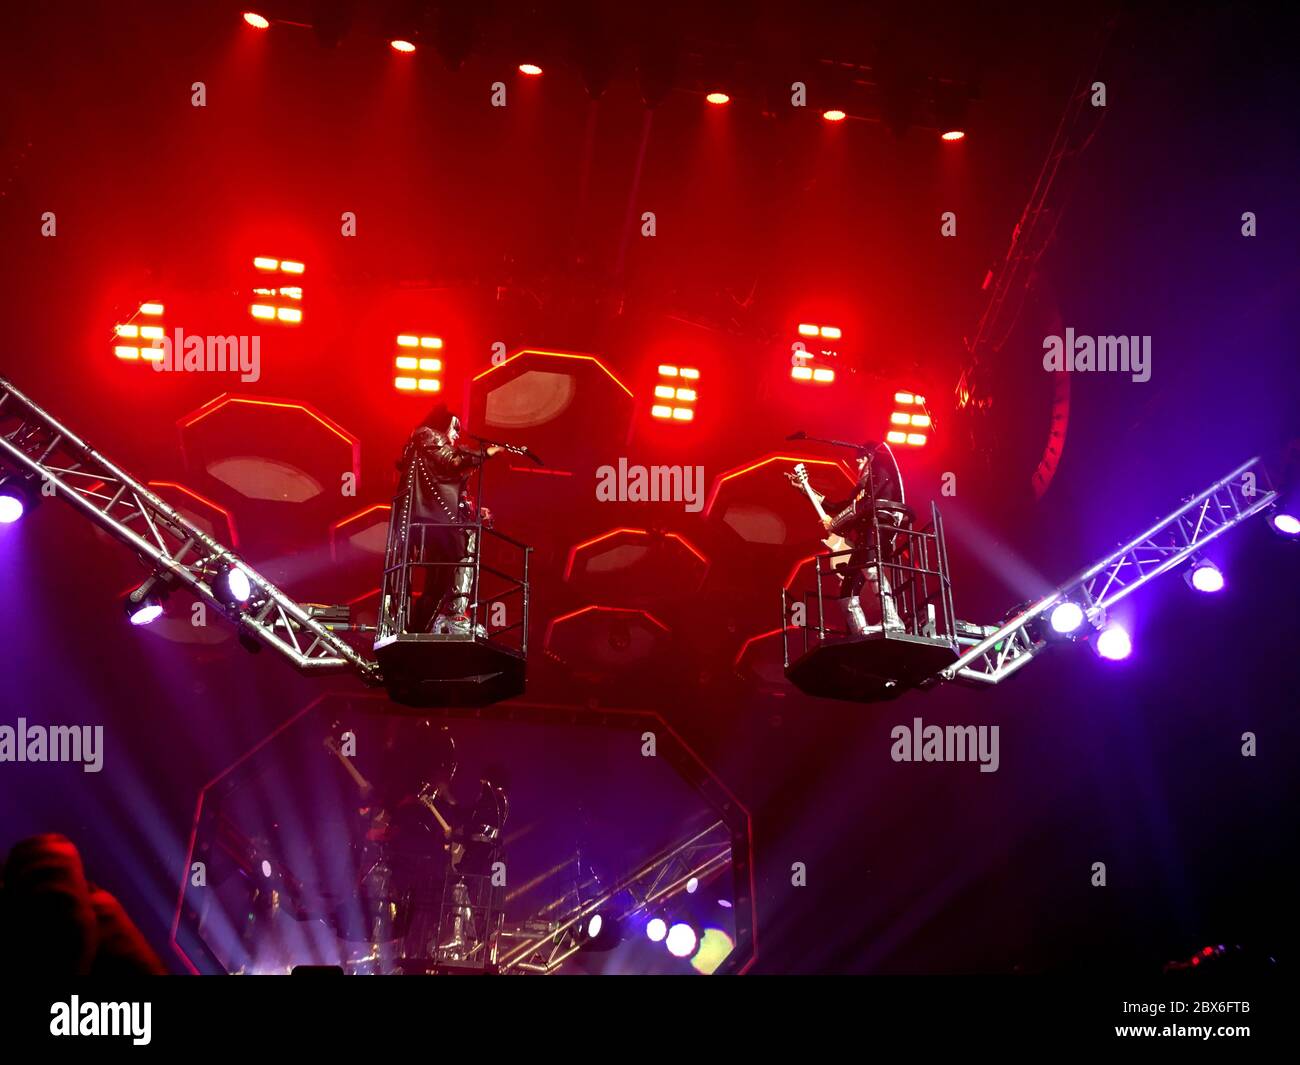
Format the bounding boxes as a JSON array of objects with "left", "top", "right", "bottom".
[
  {"left": 1048, "top": 600, "right": 1085, "bottom": 634},
  {"left": 666, "top": 922, "right": 697, "bottom": 958},
  {"left": 0, "top": 492, "right": 24, "bottom": 524},
  {"left": 128, "top": 602, "right": 164, "bottom": 626},
  {"left": 1188, "top": 560, "right": 1225, "bottom": 593},
  {"left": 1095, "top": 623, "right": 1132, "bottom": 661},
  {"left": 645, "top": 917, "right": 667, "bottom": 942},
  {"left": 1270, "top": 512, "right": 1300, "bottom": 537}
]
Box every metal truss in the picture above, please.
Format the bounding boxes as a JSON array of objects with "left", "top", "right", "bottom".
[
  {"left": 497, "top": 820, "right": 733, "bottom": 974},
  {"left": 941, "top": 457, "right": 1279, "bottom": 687},
  {"left": 0, "top": 376, "right": 382, "bottom": 684}
]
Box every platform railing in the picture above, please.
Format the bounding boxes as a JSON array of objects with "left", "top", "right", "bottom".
[
  {"left": 376, "top": 466, "right": 530, "bottom": 658},
  {"left": 783, "top": 500, "right": 958, "bottom": 666}
]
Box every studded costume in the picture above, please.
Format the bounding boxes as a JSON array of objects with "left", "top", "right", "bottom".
[{"left": 394, "top": 416, "right": 489, "bottom": 634}]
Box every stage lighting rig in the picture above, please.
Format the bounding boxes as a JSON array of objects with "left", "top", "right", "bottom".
[
  {"left": 0, "top": 375, "right": 381, "bottom": 682},
  {"left": 393, "top": 334, "right": 443, "bottom": 394},
  {"left": 0, "top": 476, "right": 37, "bottom": 524},
  {"left": 887, "top": 391, "right": 930, "bottom": 447},
  {"left": 123, "top": 574, "right": 170, "bottom": 627},
  {"left": 665, "top": 922, "right": 698, "bottom": 958},
  {"left": 1184, "top": 558, "right": 1225, "bottom": 593},
  {"left": 934, "top": 81, "right": 970, "bottom": 142},
  {"left": 1267, "top": 510, "right": 1299, "bottom": 538},
  {"left": 577, "top": 912, "right": 624, "bottom": 952},
  {"left": 651, "top": 364, "right": 699, "bottom": 422},
  {"left": 251, "top": 257, "right": 304, "bottom": 325},
  {"left": 1047, "top": 600, "right": 1087, "bottom": 637},
  {"left": 1093, "top": 622, "right": 1132, "bottom": 661},
  {"left": 113, "top": 300, "right": 166, "bottom": 363},
  {"left": 792, "top": 322, "right": 841, "bottom": 384},
  {"left": 939, "top": 458, "right": 1278, "bottom": 689},
  {"left": 211, "top": 561, "right": 254, "bottom": 607}
]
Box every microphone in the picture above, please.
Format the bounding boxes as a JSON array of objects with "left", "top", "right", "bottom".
[{"left": 786, "top": 430, "right": 807, "bottom": 441}]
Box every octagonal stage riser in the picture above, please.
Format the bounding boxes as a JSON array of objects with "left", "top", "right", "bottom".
[
  {"left": 786, "top": 632, "right": 959, "bottom": 703},
  {"left": 374, "top": 633, "right": 526, "bottom": 708}
]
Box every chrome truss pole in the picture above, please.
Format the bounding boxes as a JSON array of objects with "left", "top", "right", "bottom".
[
  {"left": 0, "top": 377, "right": 382, "bottom": 684},
  {"left": 941, "top": 457, "right": 1279, "bottom": 687},
  {"left": 496, "top": 820, "right": 733, "bottom": 974}
]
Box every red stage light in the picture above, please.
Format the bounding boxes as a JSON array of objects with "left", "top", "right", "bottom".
[
  {"left": 792, "top": 322, "right": 840, "bottom": 386},
  {"left": 518, "top": 63, "right": 543, "bottom": 76},
  {"left": 887, "top": 391, "right": 929, "bottom": 447},
  {"left": 390, "top": 39, "right": 416, "bottom": 54},
  {"left": 114, "top": 301, "right": 166, "bottom": 363},
  {"left": 242, "top": 12, "right": 270, "bottom": 30},
  {"left": 706, "top": 92, "right": 730, "bottom": 105},
  {"left": 941, "top": 129, "right": 966, "bottom": 141},
  {"left": 250, "top": 257, "right": 304, "bottom": 325},
  {"left": 652, "top": 365, "right": 699, "bottom": 423},
  {"left": 822, "top": 109, "right": 847, "bottom": 122},
  {"left": 394, "top": 335, "right": 443, "bottom": 394}
]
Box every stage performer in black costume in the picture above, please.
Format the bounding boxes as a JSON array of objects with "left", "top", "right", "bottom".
[
  {"left": 821, "top": 443, "right": 908, "bottom": 636},
  {"left": 394, "top": 404, "right": 501, "bottom": 635}
]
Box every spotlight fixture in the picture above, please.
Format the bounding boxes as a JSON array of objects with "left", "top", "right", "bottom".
[
  {"left": 124, "top": 576, "right": 168, "bottom": 626},
  {"left": 1094, "top": 622, "right": 1132, "bottom": 661},
  {"left": 1185, "top": 558, "right": 1225, "bottom": 594},
  {"left": 822, "top": 109, "right": 847, "bottom": 123},
  {"left": 577, "top": 911, "right": 623, "bottom": 952},
  {"left": 934, "top": 81, "right": 970, "bottom": 143},
  {"left": 517, "top": 63, "right": 543, "bottom": 76},
  {"left": 665, "top": 922, "right": 698, "bottom": 958},
  {"left": 705, "top": 92, "right": 730, "bottom": 105},
  {"left": 0, "top": 482, "right": 32, "bottom": 524},
  {"left": 390, "top": 39, "right": 416, "bottom": 53},
  {"left": 242, "top": 12, "right": 270, "bottom": 30},
  {"left": 1268, "top": 511, "right": 1300, "bottom": 537},
  {"left": 645, "top": 917, "right": 667, "bottom": 942},
  {"left": 213, "top": 561, "right": 253, "bottom": 606},
  {"left": 1047, "top": 600, "right": 1086, "bottom": 636}
]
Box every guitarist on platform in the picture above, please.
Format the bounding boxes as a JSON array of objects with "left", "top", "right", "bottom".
[{"left": 821, "top": 444, "right": 907, "bottom": 636}]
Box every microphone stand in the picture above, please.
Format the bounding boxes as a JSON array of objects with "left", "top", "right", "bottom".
[{"left": 787, "top": 431, "right": 881, "bottom": 455}]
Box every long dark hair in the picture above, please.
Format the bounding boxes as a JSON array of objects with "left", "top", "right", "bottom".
[{"left": 418, "top": 402, "right": 458, "bottom": 434}]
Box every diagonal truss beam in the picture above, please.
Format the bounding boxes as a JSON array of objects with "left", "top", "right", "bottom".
[
  {"left": 497, "top": 820, "right": 733, "bottom": 974},
  {"left": 941, "top": 457, "right": 1278, "bottom": 686},
  {"left": 0, "top": 376, "right": 382, "bottom": 684}
]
